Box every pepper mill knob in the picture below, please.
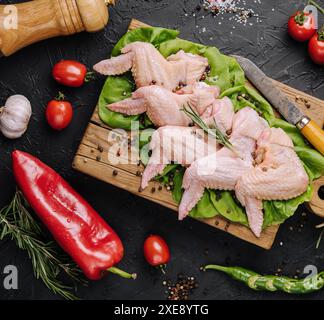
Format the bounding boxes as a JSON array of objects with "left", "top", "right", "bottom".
[
  {"left": 76, "top": 0, "right": 109, "bottom": 32},
  {"left": 0, "top": 0, "right": 115, "bottom": 56}
]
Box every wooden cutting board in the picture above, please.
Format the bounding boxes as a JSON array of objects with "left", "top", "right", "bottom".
[{"left": 73, "top": 19, "right": 324, "bottom": 250}]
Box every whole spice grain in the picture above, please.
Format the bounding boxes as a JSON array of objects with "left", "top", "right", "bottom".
[{"left": 163, "top": 274, "right": 199, "bottom": 300}]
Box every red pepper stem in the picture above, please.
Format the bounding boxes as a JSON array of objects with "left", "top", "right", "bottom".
[{"left": 108, "top": 267, "right": 137, "bottom": 280}]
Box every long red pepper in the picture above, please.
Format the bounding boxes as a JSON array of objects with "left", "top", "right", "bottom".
[{"left": 12, "top": 150, "right": 136, "bottom": 281}]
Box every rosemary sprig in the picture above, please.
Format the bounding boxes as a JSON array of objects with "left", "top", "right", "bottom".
[
  {"left": 308, "top": 0, "right": 324, "bottom": 15},
  {"left": 316, "top": 223, "right": 324, "bottom": 249},
  {"left": 0, "top": 190, "right": 87, "bottom": 300},
  {"left": 182, "top": 104, "right": 240, "bottom": 157}
]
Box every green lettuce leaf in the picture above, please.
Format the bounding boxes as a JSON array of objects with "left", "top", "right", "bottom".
[{"left": 97, "top": 26, "right": 324, "bottom": 230}]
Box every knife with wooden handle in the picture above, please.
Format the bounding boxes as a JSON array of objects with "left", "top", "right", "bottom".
[{"left": 232, "top": 55, "right": 324, "bottom": 155}]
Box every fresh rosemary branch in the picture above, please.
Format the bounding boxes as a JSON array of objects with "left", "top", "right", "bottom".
[
  {"left": 182, "top": 104, "right": 240, "bottom": 156},
  {"left": 0, "top": 190, "right": 87, "bottom": 300},
  {"left": 316, "top": 223, "right": 324, "bottom": 249},
  {"left": 308, "top": 0, "right": 324, "bottom": 15},
  {"left": 316, "top": 230, "right": 323, "bottom": 249}
]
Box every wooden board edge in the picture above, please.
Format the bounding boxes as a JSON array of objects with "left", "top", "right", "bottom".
[{"left": 73, "top": 150, "right": 279, "bottom": 250}]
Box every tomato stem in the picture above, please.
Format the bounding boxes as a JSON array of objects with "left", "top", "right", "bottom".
[
  {"left": 158, "top": 264, "right": 166, "bottom": 275},
  {"left": 318, "top": 28, "right": 324, "bottom": 40},
  {"left": 84, "top": 71, "right": 96, "bottom": 83},
  {"left": 55, "top": 91, "right": 66, "bottom": 101},
  {"left": 294, "top": 12, "right": 307, "bottom": 26},
  {"left": 308, "top": 0, "right": 324, "bottom": 15},
  {"left": 107, "top": 266, "right": 137, "bottom": 280}
]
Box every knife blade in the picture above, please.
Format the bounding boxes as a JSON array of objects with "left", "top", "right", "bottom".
[
  {"left": 231, "top": 54, "right": 324, "bottom": 155},
  {"left": 231, "top": 54, "right": 305, "bottom": 125}
]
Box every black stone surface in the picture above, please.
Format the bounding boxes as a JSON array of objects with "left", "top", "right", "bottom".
[{"left": 0, "top": 0, "right": 323, "bottom": 300}]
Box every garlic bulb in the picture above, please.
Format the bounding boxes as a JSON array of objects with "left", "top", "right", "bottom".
[{"left": 0, "top": 95, "right": 32, "bottom": 139}]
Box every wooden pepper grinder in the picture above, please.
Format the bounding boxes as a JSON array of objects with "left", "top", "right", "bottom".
[{"left": 0, "top": 0, "right": 115, "bottom": 56}]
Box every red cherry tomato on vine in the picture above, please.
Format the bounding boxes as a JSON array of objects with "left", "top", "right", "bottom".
[
  {"left": 308, "top": 31, "right": 324, "bottom": 66},
  {"left": 288, "top": 11, "right": 316, "bottom": 42},
  {"left": 52, "top": 60, "right": 90, "bottom": 87},
  {"left": 46, "top": 94, "right": 73, "bottom": 131},
  {"left": 144, "top": 235, "right": 170, "bottom": 270}
]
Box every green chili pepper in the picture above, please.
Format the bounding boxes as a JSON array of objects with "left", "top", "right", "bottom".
[{"left": 204, "top": 265, "right": 324, "bottom": 294}]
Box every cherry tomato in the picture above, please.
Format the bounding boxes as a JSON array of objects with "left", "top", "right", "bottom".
[
  {"left": 288, "top": 11, "right": 316, "bottom": 42},
  {"left": 46, "top": 95, "right": 73, "bottom": 131},
  {"left": 144, "top": 235, "right": 170, "bottom": 269},
  {"left": 308, "top": 31, "right": 324, "bottom": 65},
  {"left": 52, "top": 60, "right": 88, "bottom": 87}
]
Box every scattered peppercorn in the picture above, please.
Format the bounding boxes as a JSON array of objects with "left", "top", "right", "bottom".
[
  {"left": 295, "top": 96, "right": 312, "bottom": 109},
  {"left": 215, "top": 190, "right": 222, "bottom": 201},
  {"left": 163, "top": 274, "right": 199, "bottom": 300}
]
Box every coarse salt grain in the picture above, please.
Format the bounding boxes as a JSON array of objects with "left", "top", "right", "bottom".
[{"left": 201, "top": 0, "right": 263, "bottom": 26}]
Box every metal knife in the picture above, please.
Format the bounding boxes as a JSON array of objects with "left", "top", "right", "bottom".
[{"left": 231, "top": 55, "right": 324, "bottom": 155}]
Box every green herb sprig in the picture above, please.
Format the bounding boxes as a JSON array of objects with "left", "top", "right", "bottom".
[
  {"left": 182, "top": 104, "right": 241, "bottom": 157},
  {"left": 0, "top": 191, "right": 87, "bottom": 300},
  {"left": 308, "top": 0, "right": 324, "bottom": 15},
  {"left": 316, "top": 223, "right": 324, "bottom": 249}
]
